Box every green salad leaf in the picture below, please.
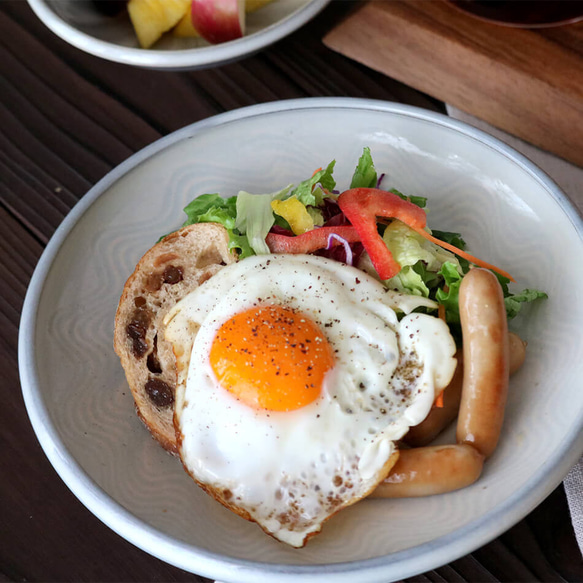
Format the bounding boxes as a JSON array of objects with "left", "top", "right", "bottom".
[
  {"left": 389, "top": 188, "right": 427, "bottom": 209},
  {"left": 435, "top": 262, "right": 464, "bottom": 324},
  {"left": 290, "top": 161, "right": 336, "bottom": 207},
  {"left": 382, "top": 221, "right": 463, "bottom": 298},
  {"left": 227, "top": 231, "right": 254, "bottom": 259},
  {"left": 182, "top": 193, "right": 236, "bottom": 225},
  {"left": 505, "top": 288, "right": 549, "bottom": 319},
  {"left": 179, "top": 193, "right": 254, "bottom": 257},
  {"left": 432, "top": 230, "right": 467, "bottom": 250},
  {"left": 434, "top": 262, "right": 548, "bottom": 324},
  {"left": 235, "top": 185, "right": 291, "bottom": 256},
  {"left": 350, "top": 146, "right": 378, "bottom": 188}
]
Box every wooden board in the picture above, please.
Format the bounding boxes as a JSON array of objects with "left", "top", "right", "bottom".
[{"left": 323, "top": 0, "right": 583, "bottom": 167}]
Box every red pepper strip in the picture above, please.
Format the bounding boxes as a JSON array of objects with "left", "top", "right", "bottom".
[
  {"left": 266, "top": 226, "right": 360, "bottom": 254},
  {"left": 338, "top": 187, "right": 515, "bottom": 282},
  {"left": 338, "top": 188, "right": 427, "bottom": 280},
  {"left": 410, "top": 225, "right": 515, "bottom": 282}
]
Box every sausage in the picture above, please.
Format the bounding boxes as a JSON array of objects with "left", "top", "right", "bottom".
[
  {"left": 404, "top": 330, "right": 525, "bottom": 447},
  {"left": 404, "top": 350, "right": 464, "bottom": 447},
  {"left": 370, "top": 444, "right": 484, "bottom": 498},
  {"left": 508, "top": 331, "right": 527, "bottom": 375},
  {"left": 456, "top": 268, "right": 509, "bottom": 458}
]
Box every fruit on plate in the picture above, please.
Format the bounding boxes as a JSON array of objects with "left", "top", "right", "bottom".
[
  {"left": 173, "top": 0, "right": 274, "bottom": 38},
  {"left": 125, "top": 0, "right": 276, "bottom": 47},
  {"left": 190, "top": 0, "right": 245, "bottom": 44},
  {"left": 173, "top": 7, "right": 200, "bottom": 37},
  {"left": 127, "top": 0, "right": 191, "bottom": 48}
]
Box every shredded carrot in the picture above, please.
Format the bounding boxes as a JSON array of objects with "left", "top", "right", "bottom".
[
  {"left": 434, "top": 392, "right": 445, "bottom": 408},
  {"left": 311, "top": 167, "right": 323, "bottom": 177},
  {"left": 411, "top": 225, "right": 515, "bottom": 282}
]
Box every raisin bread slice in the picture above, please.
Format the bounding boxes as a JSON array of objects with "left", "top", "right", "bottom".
[{"left": 114, "top": 223, "right": 236, "bottom": 453}]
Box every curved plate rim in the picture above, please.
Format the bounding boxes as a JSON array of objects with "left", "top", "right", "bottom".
[{"left": 18, "top": 97, "right": 583, "bottom": 583}]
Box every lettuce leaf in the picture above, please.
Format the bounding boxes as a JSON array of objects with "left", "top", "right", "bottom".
[
  {"left": 182, "top": 193, "right": 237, "bottom": 226},
  {"left": 307, "top": 206, "right": 324, "bottom": 227},
  {"left": 347, "top": 145, "right": 427, "bottom": 206},
  {"left": 435, "top": 262, "right": 464, "bottom": 324},
  {"left": 481, "top": 271, "right": 548, "bottom": 319},
  {"left": 350, "top": 146, "right": 377, "bottom": 189},
  {"left": 196, "top": 206, "right": 236, "bottom": 230},
  {"left": 290, "top": 161, "right": 336, "bottom": 207},
  {"left": 388, "top": 264, "right": 430, "bottom": 297},
  {"left": 505, "top": 288, "right": 548, "bottom": 319},
  {"left": 180, "top": 193, "right": 255, "bottom": 258},
  {"left": 235, "top": 186, "right": 291, "bottom": 255},
  {"left": 389, "top": 188, "right": 427, "bottom": 209},
  {"left": 382, "top": 221, "right": 463, "bottom": 298},
  {"left": 432, "top": 230, "right": 467, "bottom": 250},
  {"left": 227, "top": 231, "right": 254, "bottom": 259},
  {"left": 384, "top": 221, "right": 461, "bottom": 273},
  {"left": 435, "top": 262, "right": 548, "bottom": 325}
]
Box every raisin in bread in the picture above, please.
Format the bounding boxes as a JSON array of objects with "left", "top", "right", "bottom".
[{"left": 114, "top": 223, "right": 236, "bottom": 453}]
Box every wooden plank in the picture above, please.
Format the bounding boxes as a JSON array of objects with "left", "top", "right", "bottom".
[
  {"left": 0, "top": 7, "right": 160, "bottom": 154},
  {"left": 323, "top": 0, "right": 583, "bottom": 167}
]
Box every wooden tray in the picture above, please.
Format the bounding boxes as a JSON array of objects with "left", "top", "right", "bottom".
[{"left": 323, "top": 0, "right": 583, "bottom": 167}]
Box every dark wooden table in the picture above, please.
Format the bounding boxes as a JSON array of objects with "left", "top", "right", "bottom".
[{"left": 2, "top": 1, "right": 582, "bottom": 581}]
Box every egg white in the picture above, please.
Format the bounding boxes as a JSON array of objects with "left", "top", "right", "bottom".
[{"left": 164, "top": 254, "right": 456, "bottom": 547}]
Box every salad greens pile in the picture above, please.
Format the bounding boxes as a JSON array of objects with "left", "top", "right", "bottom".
[
  {"left": 171, "top": 148, "right": 547, "bottom": 332},
  {"left": 179, "top": 161, "right": 336, "bottom": 259}
]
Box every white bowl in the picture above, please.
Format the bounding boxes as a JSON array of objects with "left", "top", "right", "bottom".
[
  {"left": 19, "top": 98, "right": 583, "bottom": 582},
  {"left": 26, "top": 0, "right": 329, "bottom": 69}
]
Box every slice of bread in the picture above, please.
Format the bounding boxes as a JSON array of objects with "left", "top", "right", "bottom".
[{"left": 114, "top": 223, "right": 236, "bottom": 453}]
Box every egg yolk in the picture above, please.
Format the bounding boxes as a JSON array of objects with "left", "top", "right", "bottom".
[{"left": 209, "top": 305, "right": 334, "bottom": 411}]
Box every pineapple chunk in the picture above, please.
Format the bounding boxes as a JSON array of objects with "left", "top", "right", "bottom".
[
  {"left": 128, "top": 0, "right": 190, "bottom": 48},
  {"left": 173, "top": 8, "right": 200, "bottom": 37}
]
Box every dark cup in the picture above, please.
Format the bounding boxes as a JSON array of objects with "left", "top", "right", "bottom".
[{"left": 448, "top": 0, "right": 583, "bottom": 27}]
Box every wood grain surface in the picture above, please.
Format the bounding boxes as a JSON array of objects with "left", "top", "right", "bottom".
[
  {"left": 323, "top": 0, "right": 583, "bottom": 167},
  {"left": 1, "top": 1, "right": 581, "bottom": 581}
]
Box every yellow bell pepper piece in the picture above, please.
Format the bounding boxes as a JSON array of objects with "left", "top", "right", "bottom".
[{"left": 271, "top": 197, "right": 314, "bottom": 235}]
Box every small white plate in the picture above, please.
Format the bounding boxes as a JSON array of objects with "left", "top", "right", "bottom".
[
  {"left": 19, "top": 98, "right": 583, "bottom": 582},
  {"left": 26, "top": 0, "right": 329, "bottom": 69}
]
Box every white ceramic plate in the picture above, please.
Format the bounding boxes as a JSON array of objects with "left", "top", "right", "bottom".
[
  {"left": 19, "top": 98, "right": 583, "bottom": 583},
  {"left": 26, "top": 0, "right": 329, "bottom": 69}
]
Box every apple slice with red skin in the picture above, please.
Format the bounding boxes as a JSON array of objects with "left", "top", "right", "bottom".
[{"left": 191, "top": 0, "right": 245, "bottom": 44}]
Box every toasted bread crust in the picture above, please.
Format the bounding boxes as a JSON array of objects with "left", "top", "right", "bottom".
[{"left": 114, "top": 223, "right": 236, "bottom": 453}]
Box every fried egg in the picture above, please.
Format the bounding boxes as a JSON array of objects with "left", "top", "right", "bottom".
[{"left": 164, "top": 254, "right": 456, "bottom": 547}]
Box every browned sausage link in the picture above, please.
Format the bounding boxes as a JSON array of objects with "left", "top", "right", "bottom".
[
  {"left": 404, "top": 350, "right": 463, "bottom": 447},
  {"left": 404, "top": 330, "right": 524, "bottom": 447},
  {"left": 456, "top": 268, "right": 509, "bottom": 458},
  {"left": 370, "top": 444, "right": 484, "bottom": 498},
  {"left": 508, "top": 331, "right": 527, "bottom": 375}
]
